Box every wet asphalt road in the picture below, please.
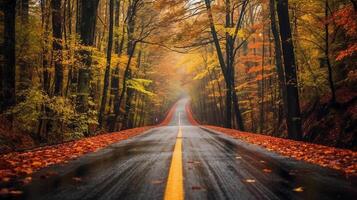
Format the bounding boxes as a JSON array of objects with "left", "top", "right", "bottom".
[{"left": 18, "top": 99, "right": 357, "bottom": 200}]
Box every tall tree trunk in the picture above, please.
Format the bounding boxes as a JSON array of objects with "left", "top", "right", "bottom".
[
  {"left": 99, "top": 0, "right": 115, "bottom": 128},
  {"left": 122, "top": 87, "right": 134, "bottom": 129},
  {"left": 269, "top": 0, "right": 287, "bottom": 128},
  {"left": 1, "top": 0, "right": 16, "bottom": 112},
  {"left": 325, "top": 0, "right": 336, "bottom": 104},
  {"left": 259, "top": 29, "right": 266, "bottom": 133},
  {"left": 110, "top": 42, "right": 137, "bottom": 131},
  {"left": 212, "top": 68, "right": 225, "bottom": 123},
  {"left": 225, "top": 0, "right": 233, "bottom": 128},
  {"left": 110, "top": 1, "right": 137, "bottom": 131},
  {"left": 42, "top": 0, "right": 51, "bottom": 94},
  {"left": 52, "top": 0, "right": 63, "bottom": 96},
  {"left": 77, "top": 0, "right": 100, "bottom": 114},
  {"left": 114, "top": 0, "right": 121, "bottom": 53},
  {"left": 204, "top": 0, "right": 231, "bottom": 127},
  {"left": 231, "top": 73, "right": 245, "bottom": 130},
  {"left": 18, "top": 0, "right": 32, "bottom": 99},
  {"left": 276, "top": 0, "right": 302, "bottom": 140}
]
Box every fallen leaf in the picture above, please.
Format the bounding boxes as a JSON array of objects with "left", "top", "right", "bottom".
[
  {"left": 293, "top": 187, "right": 304, "bottom": 192},
  {"left": 72, "top": 177, "right": 82, "bottom": 182},
  {"left": 9, "top": 190, "right": 23, "bottom": 196},
  {"left": 22, "top": 177, "right": 32, "bottom": 184},
  {"left": 245, "top": 179, "right": 256, "bottom": 183},
  {"left": 32, "top": 161, "right": 42, "bottom": 167},
  {"left": 263, "top": 168, "right": 272, "bottom": 173},
  {"left": 192, "top": 185, "right": 204, "bottom": 190}
]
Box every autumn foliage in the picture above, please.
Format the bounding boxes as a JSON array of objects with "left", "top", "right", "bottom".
[
  {"left": 0, "top": 127, "right": 151, "bottom": 188},
  {"left": 184, "top": 100, "right": 357, "bottom": 176},
  {"left": 204, "top": 126, "right": 357, "bottom": 176}
]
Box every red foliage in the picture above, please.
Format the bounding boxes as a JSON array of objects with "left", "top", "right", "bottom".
[
  {"left": 332, "top": 5, "right": 357, "bottom": 61},
  {"left": 204, "top": 126, "right": 357, "bottom": 177},
  {"left": 159, "top": 102, "right": 178, "bottom": 126},
  {"left": 0, "top": 102, "right": 178, "bottom": 190},
  {"left": 0, "top": 126, "right": 154, "bottom": 186},
  {"left": 184, "top": 99, "right": 356, "bottom": 176}
]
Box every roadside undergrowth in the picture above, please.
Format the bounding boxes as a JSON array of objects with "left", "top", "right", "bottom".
[{"left": 0, "top": 103, "right": 177, "bottom": 195}]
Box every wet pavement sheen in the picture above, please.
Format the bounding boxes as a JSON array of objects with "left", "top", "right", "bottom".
[{"left": 19, "top": 99, "right": 357, "bottom": 200}]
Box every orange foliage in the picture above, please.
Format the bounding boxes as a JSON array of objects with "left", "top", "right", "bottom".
[
  {"left": 0, "top": 126, "right": 154, "bottom": 186},
  {"left": 0, "top": 102, "right": 177, "bottom": 188},
  {"left": 159, "top": 102, "right": 178, "bottom": 126},
  {"left": 205, "top": 126, "right": 357, "bottom": 177},
  {"left": 332, "top": 5, "right": 357, "bottom": 61}
]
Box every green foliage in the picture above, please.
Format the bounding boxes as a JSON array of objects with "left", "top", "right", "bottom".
[
  {"left": 127, "top": 78, "right": 155, "bottom": 96},
  {"left": 6, "top": 88, "right": 45, "bottom": 133},
  {"left": 6, "top": 88, "right": 98, "bottom": 141}
]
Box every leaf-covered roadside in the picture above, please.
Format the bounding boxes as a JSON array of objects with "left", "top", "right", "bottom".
[
  {"left": 205, "top": 126, "right": 357, "bottom": 176},
  {"left": 0, "top": 101, "right": 176, "bottom": 193},
  {"left": 0, "top": 127, "right": 152, "bottom": 188}
]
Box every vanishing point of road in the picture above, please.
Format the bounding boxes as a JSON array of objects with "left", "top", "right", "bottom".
[{"left": 19, "top": 99, "right": 357, "bottom": 200}]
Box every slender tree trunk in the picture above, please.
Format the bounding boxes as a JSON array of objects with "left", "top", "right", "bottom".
[
  {"left": 114, "top": 0, "right": 121, "bottom": 53},
  {"left": 276, "top": 0, "right": 302, "bottom": 140},
  {"left": 2, "top": 0, "right": 16, "bottom": 112},
  {"left": 18, "top": 0, "right": 32, "bottom": 99},
  {"left": 110, "top": 42, "right": 137, "bottom": 131},
  {"left": 259, "top": 29, "right": 266, "bottom": 133},
  {"left": 269, "top": 0, "right": 287, "bottom": 128},
  {"left": 204, "top": 0, "right": 233, "bottom": 128},
  {"left": 52, "top": 0, "right": 63, "bottom": 96},
  {"left": 212, "top": 68, "right": 225, "bottom": 123},
  {"left": 207, "top": 69, "right": 220, "bottom": 125},
  {"left": 77, "top": 0, "right": 100, "bottom": 114},
  {"left": 42, "top": 0, "right": 51, "bottom": 94},
  {"left": 99, "top": 0, "right": 115, "bottom": 128},
  {"left": 122, "top": 87, "right": 134, "bottom": 129},
  {"left": 325, "top": 0, "right": 336, "bottom": 104}
]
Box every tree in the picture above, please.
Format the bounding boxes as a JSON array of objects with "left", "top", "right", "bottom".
[
  {"left": 18, "top": 0, "right": 32, "bottom": 98},
  {"left": 276, "top": 0, "right": 302, "bottom": 140},
  {"left": 52, "top": 0, "right": 63, "bottom": 96},
  {"left": 269, "top": 0, "right": 287, "bottom": 129},
  {"left": 99, "top": 0, "right": 115, "bottom": 128},
  {"left": 77, "top": 0, "right": 100, "bottom": 114},
  {"left": 203, "top": 0, "right": 246, "bottom": 130},
  {"left": 324, "top": 0, "right": 336, "bottom": 104},
  {"left": 1, "top": 0, "right": 16, "bottom": 112}
]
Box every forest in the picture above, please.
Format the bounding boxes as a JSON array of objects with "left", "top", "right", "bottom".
[{"left": 0, "top": 0, "right": 356, "bottom": 153}]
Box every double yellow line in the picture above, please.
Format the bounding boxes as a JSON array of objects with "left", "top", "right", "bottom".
[{"left": 164, "top": 112, "right": 184, "bottom": 200}]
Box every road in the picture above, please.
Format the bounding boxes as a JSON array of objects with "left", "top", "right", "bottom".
[{"left": 19, "top": 99, "right": 356, "bottom": 200}]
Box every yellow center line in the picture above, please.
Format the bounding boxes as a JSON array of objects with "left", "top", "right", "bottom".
[{"left": 164, "top": 113, "right": 184, "bottom": 200}]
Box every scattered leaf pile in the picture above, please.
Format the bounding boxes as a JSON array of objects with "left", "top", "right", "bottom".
[
  {"left": 204, "top": 125, "right": 357, "bottom": 176},
  {"left": 0, "top": 126, "right": 153, "bottom": 187},
  {"left": 0, "top": 102, "right": 176, "bottom": 190},
  {"left": 186, "top": 101, "right": 357, "bottom": 176}
]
